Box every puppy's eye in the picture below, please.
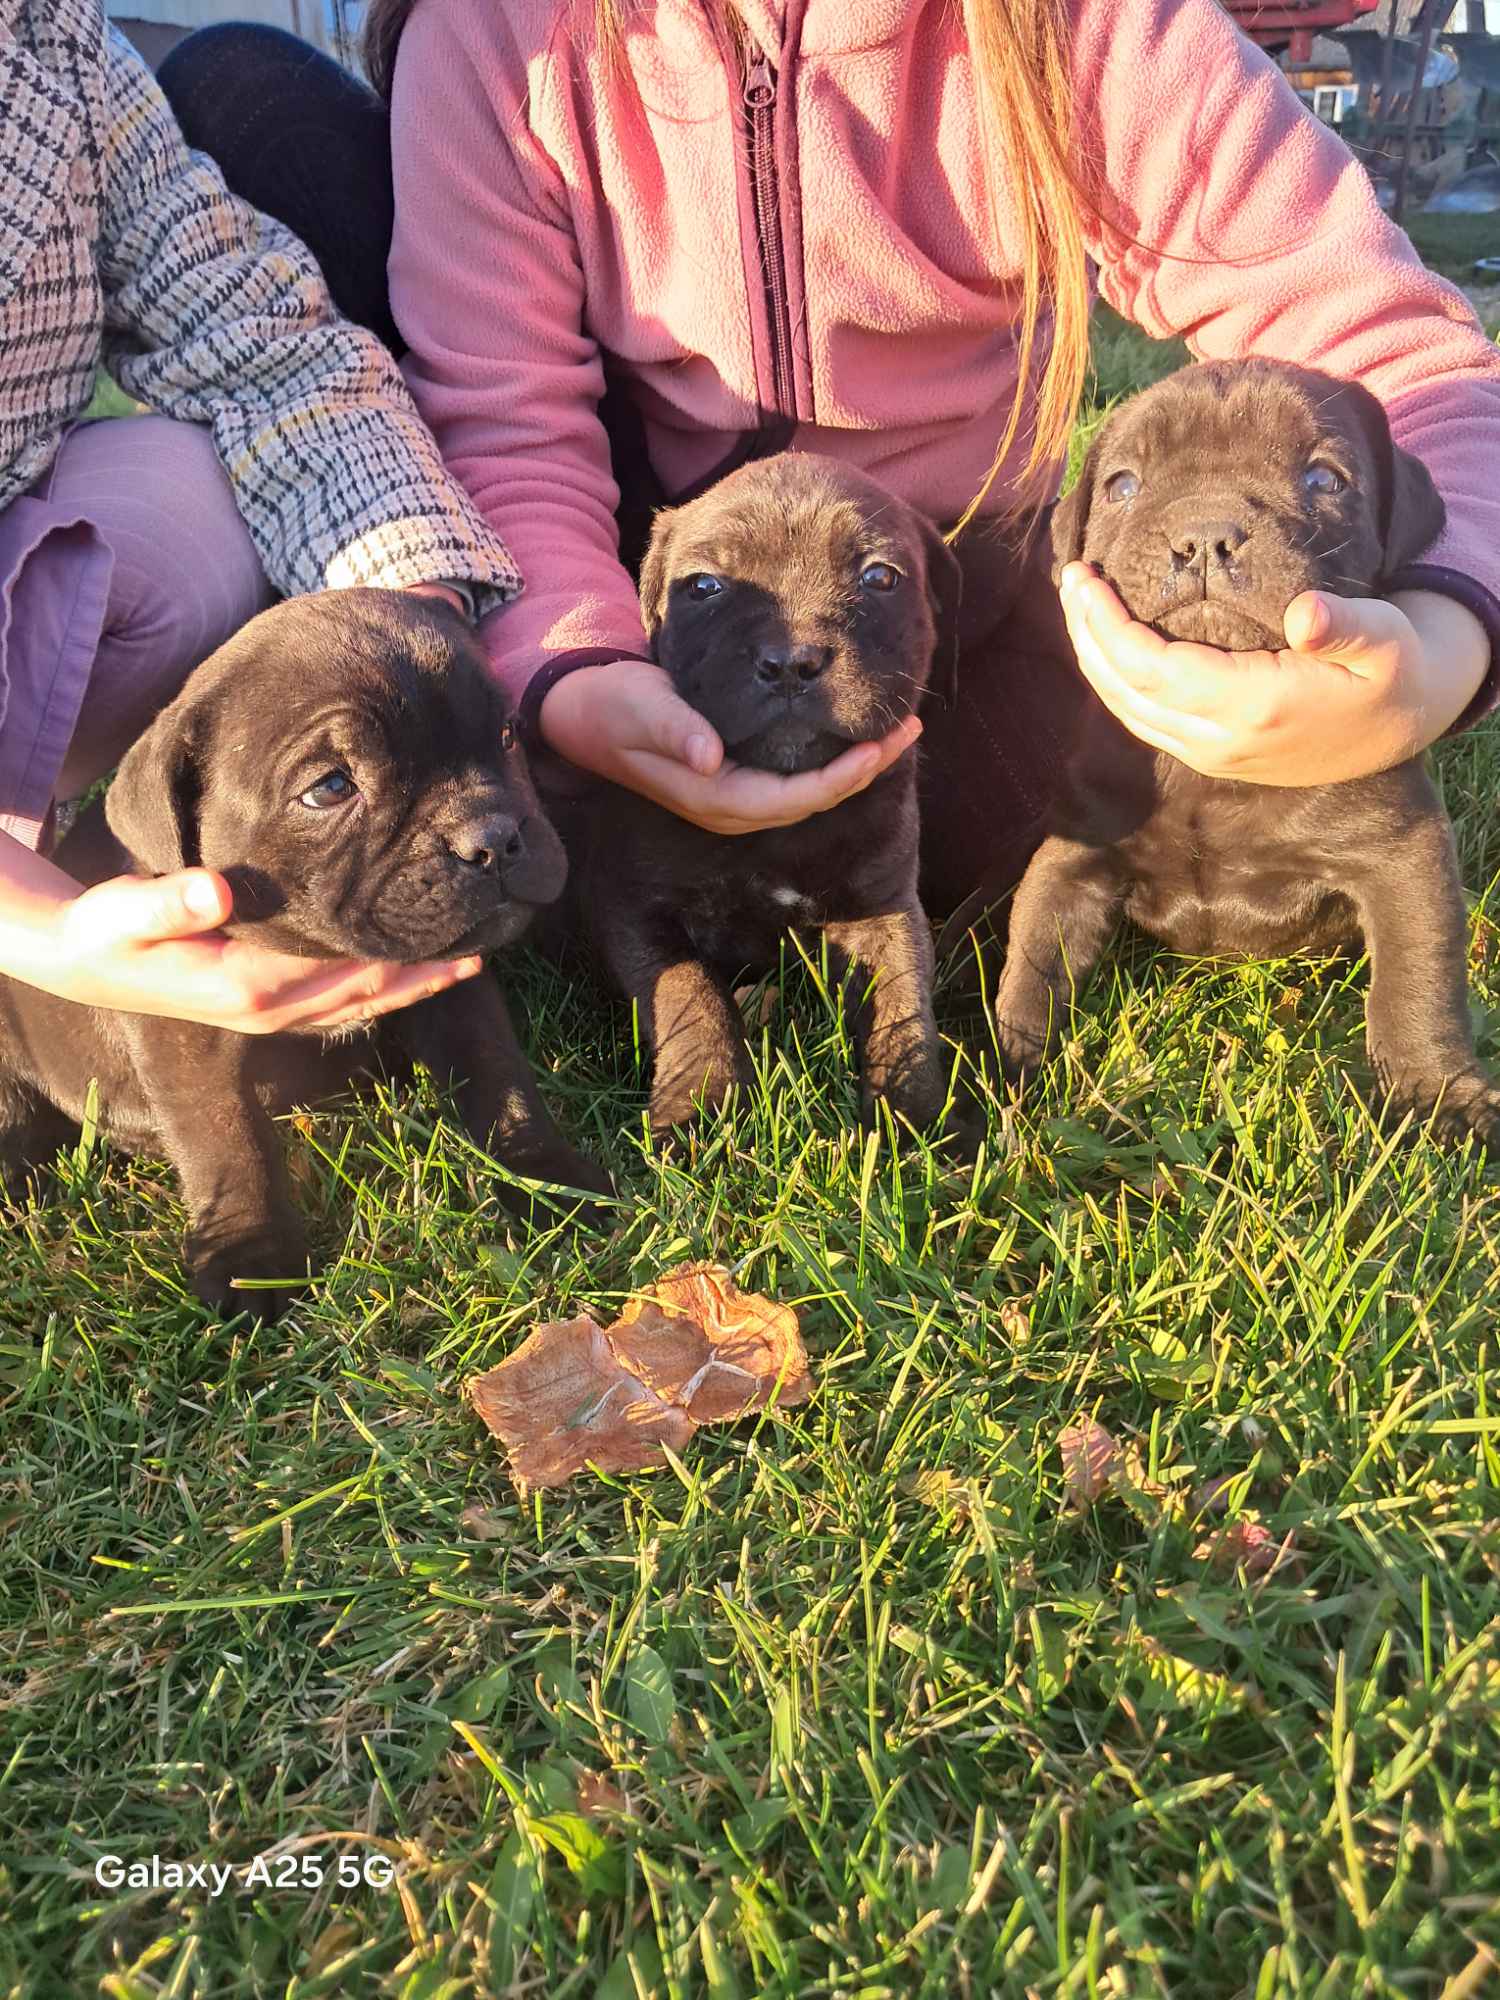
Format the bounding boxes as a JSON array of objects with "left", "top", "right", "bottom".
[
  {"left": 860, "top": 561, "right": 902, "bottom": 592},
  {"left": 1303, "top": 463, "right": 1345, "bottom": 497},
  {"left": 684, "top": 574, "right": 724, "bottom": 599},
  {"left": 499, "top": 720, "right": 517, "bottom": 752},
  {"left": 298, "top": 769, "right": 357, "bottom": 811},
  {"left": 1104, "top": 470, "right": 1141, "bottom": 504}
]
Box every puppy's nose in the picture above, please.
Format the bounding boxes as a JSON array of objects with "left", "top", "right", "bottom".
[
  {"left": 1169, "top": 520, "right": 1249, "bottom": 568},
  {"left": 448, "top": 815, "right": 524, "bottom": 870},
  {"left": 756, "top": 642, "right": 833, "bottom": 690}
]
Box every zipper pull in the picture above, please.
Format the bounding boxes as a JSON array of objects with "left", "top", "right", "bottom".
[{"left": 744, "top": 53, "right": 776, "bottom": 110}]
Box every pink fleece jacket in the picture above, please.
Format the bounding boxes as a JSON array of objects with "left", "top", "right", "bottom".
[{"left": 387, "top": 0, "right": 1500, "bottom": 706}]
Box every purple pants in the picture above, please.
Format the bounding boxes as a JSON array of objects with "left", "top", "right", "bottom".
[{"left": 0, "top": 417, "right": 273, "bottom": 849}]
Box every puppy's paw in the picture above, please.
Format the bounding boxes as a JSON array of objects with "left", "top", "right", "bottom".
[
  {"left": 499, "top": 1142, "right": 617, "bottom": 1231},
  {"left": 1376, "top": 1065, "right": 1500, "bottom": 1152},
  {"left": 992, "top": 1012, "right": 1052, "bottom": 1093},
  {"left": 1421, "top": 1073, "right": 1500, "bottom": 1152},
  {"left": 648, "top": 1057, "right": 751, "bottom": 1134},
  {"left": 186, "top": 1224, "right": 311, "bottom": 1322},
  {"left": 939, "top": 1096, "right": 989, "bottom": 1165}
]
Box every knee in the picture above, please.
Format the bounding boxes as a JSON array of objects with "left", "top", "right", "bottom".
[
  {"left": 55, "top": 417, "right": 272, "bottom": 654},
  {"left": 160, "top": 22, "right": 377, "bottom": 152},
  {"left": 159, "top": 23, "right": 319, "bottom": 138}
]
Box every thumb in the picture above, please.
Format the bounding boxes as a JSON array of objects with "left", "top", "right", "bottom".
[
  {"left": 1284, "top": 590, "right": 1400, "bottom": 666},
  {"left": 632, "top": 672, "right": 724, "bottom": 775},
  {"left": 70, "top": 867, "right": 232, "bottom": 949}
]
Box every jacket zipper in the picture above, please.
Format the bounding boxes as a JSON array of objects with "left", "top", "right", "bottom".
[{"left": 743, "top": 50, "right": 796, "bottom": 423}]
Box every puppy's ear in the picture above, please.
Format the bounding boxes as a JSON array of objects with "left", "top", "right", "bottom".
[
  {"left": 106, "top": 695, "right": 203, "bottom": 874},
  {"left": 919, "top": 518, "right": 964, "bottom": 709},
  {"left": 638, "top": 505, "right": 680, "bottom": 643},
  {"left": 1379, "top": 439, "right": 1445, "bottom": 577},
  {"left": 1049, "top": 440, "right": 1098, "bottom": 582},
  {"left": 1341, "top": 380, "right": 1446, "bottom": 577}
]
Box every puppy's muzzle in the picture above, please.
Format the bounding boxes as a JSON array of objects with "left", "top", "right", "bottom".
[
  {"left": 755, "top": 642, "right": 833, "bottom": 696},
  {"left": 1161, "top": 512, "right": 1252, "bottom": 606},
  {"left": 448, "top": 812, "right": 524, "bottom": 871},
  {"left": 444, "top": 811, "right": 565, "bottom": 907}
]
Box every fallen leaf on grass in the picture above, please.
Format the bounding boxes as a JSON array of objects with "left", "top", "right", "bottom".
[
  {"left": 613, "top": 1263, "right": 808, "bottom": 1422},
  {"left": 469, "top": 1315, "right": 695, "bottom": 1492},
  {"left": 903, "top": 1467, "right": 977, "bottom": 1523},
  {"left": 575, "top": 1770, "right": 627, "bottom": 1818},
  {"left": 459, "top": 1504, "right": 507, "bottom": 1542},
  {"left": 997, "top": 1300, "right": 1031, "bottom": 1346},
  {"left": 468, "top": 1265, "right": 811, "bottom": 1493},
  {"left": 1193, "top": 1518, "right": 1291, "bottom": 1580},
  {"left": 1059, "top": 1420, "right": 1121, "bottom": 1506}
]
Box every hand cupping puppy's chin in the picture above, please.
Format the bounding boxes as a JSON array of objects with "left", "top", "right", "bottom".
[
  {"left": 214, "top": 890, "right": 539, "bottom": 966},
  {"left": 726, "top": 724, "right": 855, "bottom": 775},
  {"left": 1146, "top": 600, "right": 1289, "bottom": 652}
]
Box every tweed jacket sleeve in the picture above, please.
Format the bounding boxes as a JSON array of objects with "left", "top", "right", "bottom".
[{"left": 94, "top": 26, "right": 521, "bottom": 610}]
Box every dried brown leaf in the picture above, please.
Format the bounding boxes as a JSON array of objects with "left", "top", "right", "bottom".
[
  {"left": 459, "top": 1505, "right": 508, "bottom": 1541},
  {"left": 575, "top": 1769, "right": 627, "bottom": 1817},
  {"left": 1059, "top": 1420, "right": 1120, "bottom": 1506},
  {"left": 998, "top": 1300, "right": 1031, "bottom": 1346},
  {"left": 1193, "top": 1517, "right": 1288, "bottom": 1579},
  {"left": 469, "top": 1267, "right": 810, "bottom": 1493},
  {"left": 612, "top": 1263, "right": 811, "bottom": 1420},
  {"left": 903, "top": 1467, "right": 975, "bottom": 1522},
  {"left": 468, "top": 1315, "right": 694, "bottom": 1494}
]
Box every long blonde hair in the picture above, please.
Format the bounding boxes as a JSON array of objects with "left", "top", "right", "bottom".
[{"left": 363, "top": 0, "right": 1095, "bottom": 519}]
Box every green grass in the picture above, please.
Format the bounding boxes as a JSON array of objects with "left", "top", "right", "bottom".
[
  {"left": 1403, "top": 211, "right": 1500, "bottom": 284},
  {"left": 6, "top": 326, "right": 1500, "bottom": 2000}
]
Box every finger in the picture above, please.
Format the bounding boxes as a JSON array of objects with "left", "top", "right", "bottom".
[
  {"left": 1282, "top": 589, "right": 1397, "bottom": 672},
  {"left": 68, "top": 867, "right": 232, "bottom": 951},
  {"left": 1063, "top": 567, "right": 1168, "bottom": 665},
  {"left": 1068, "top": 605, "right": 1237, "bottom": 746},
  {"left": 302, "top": 960, "right": 486, "bottom": 1031},
  {"left": 623, "top": 717, "right": 917, "bottom": 834},
  {"left": 232, "top": 952, "right": 484, "bottom": 1033},
  {"left": 767, "top": 716, "right": 924, "bottom": 818},
  {"left": 633, "top": 676, "right": 725, "bottom": 775},
  {"left": 1065, "top": 566, "right": 1284, "bottom": 712},
  {"left": 707, "top": 718, "right": 920, "bottom": 830}
]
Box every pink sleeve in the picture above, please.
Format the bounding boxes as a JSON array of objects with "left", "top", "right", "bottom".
[
  {"left": 1077, "top": 0, "right": 1500, "bottom": 604},
  {"left": 387, "top": 0, "right": 650, "bottom": 705}
]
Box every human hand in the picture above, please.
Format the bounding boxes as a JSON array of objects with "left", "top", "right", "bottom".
[
  {"left": 38, "top": 869, "right": 482, "bottom": 1033},
  {"left": 1059, "top": 565, "right": 1489, "bottom": 786},
  {"left": 538, "top": 657, "right": 922, "bottom": 834}
]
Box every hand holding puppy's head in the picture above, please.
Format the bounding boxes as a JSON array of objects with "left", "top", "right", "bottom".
[
  {"left": 640, "top": 454, "right": 960, "bottom": 775},
  {"left": 107, "top": 591, "right": 567, "bottom": 961},
  {"left": 1052, "top": 360, "right": 1444, "bottom": 650}
]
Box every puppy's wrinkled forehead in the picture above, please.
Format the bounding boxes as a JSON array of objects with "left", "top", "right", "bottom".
[
  {"left": 1114, "top": 366, "right": 1362, "bottom": 477},
  {"left": 673, "top": 461, "right": 918, "bottom": 580},
  {"left": 212, "top": 594, "right": 502, "bottom": 786}
]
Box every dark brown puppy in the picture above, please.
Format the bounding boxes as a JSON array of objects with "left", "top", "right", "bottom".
[
  {"left": 0, "top": 591, "right": 610, "bottom": 1317},
  {"left": 578, "top": 453, "right": 964, "bottom": 1137},
  {"left": 994, "top": 358, "right": 1500, "bottom": 1144}
]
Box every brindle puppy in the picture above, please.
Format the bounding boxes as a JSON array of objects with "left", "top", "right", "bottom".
[
  {"left": 0, "top": 592, "right": 610, "bottom": 1318},
  {"left": 994, "top": 359, "right": 1500, "bottom": 1145},
  {"left": 578, "top": 453, "right": 965, "bottom": 1137}
]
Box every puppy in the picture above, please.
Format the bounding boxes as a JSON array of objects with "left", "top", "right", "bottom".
[
  {"left": 994, "top": 359, "right": 1500, "bottom": 1145},
  {"left": 0, "top": 591, "right": 610, "bottom": 1317},
  {"left": 578, "top": 453, "right": 963, "bottom": 1138}
]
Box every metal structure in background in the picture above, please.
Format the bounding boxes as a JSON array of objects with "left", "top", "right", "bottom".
[
  {"left": 1223, "top": 0, "right": 1381, "bottom": 59},
  {"left": 1224, "top": 2, "right": 1500, "bottom": 226},
  {"left": 106, "top": 1, "right": 363, "bottom": 65}
]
